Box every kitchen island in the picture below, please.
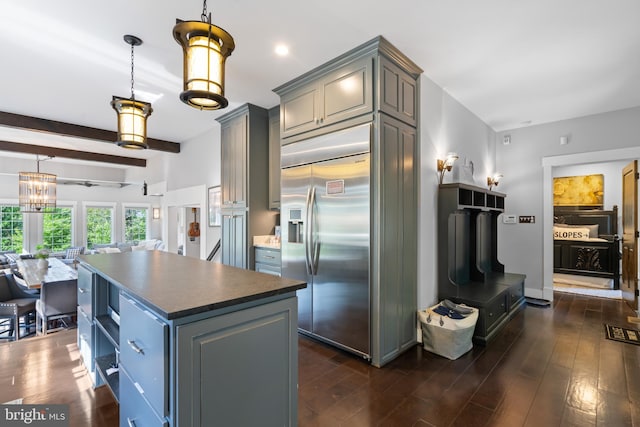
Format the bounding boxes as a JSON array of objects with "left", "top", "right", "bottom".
[{"left": 77, "top": 250, "right": 306, "bottom": 427}]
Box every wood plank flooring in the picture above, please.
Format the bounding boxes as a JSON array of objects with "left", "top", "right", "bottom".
[{"left": 1, "top": 291, "right": 639, "bottom": 426}]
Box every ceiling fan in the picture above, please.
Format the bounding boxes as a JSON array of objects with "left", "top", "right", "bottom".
[{"left": 58, "top": 178, "right": 129, "bottom": 188}]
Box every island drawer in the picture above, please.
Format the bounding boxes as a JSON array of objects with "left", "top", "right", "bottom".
[
  {"left": 120, "top": 367, "right": 168, "bottom": 427},
  {"left": 77, "top": 308, "right": 93, "bottom": 370},
  {"left": 77, "top": 265, "right": 93, "bottom": 318},
  {"left": 119, "top": 295, "right": 169, "bottom": 418}
]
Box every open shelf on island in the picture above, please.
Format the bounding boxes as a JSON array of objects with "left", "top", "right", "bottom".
[
  {"left": 95, "top": 353, "right": 119, "bottom": 402},
  {"left": 95, "top": 315, "right": 120, "bottom": 349}
]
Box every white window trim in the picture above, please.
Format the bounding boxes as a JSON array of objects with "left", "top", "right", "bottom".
[
  {"left": 121, "top": 203, "right": 151, "bottom": 242},
  {"left": 82, "top": 201, "right": 116, "bottom": 248},
  {"left": 0, "top": 199, "right": 26, "bottom": 253},
  {"left": 39, "top": 201, "right": 77, "bottom": 251}
]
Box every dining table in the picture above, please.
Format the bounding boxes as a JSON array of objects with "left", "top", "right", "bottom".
[{"left": 15, "top": 257, "right": 78, "bottom": 289}]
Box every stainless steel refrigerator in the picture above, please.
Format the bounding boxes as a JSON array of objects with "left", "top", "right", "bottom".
[{"left": 281, "top": 123, "right": 371, "bottom": 359}]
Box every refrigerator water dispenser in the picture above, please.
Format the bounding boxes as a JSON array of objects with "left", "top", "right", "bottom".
[{"left": 288, "top": 209, "right": 304, "bottom": 243}]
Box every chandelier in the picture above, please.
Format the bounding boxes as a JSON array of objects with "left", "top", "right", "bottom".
[
  {"left": 111, "top": 34, "right": 153, "bottom": 149},
  {"left": 173, "top": 0, "right": 235, "bottom": 110},
  {"left": 19, "top": 155, "right": 57, "bottom": 213}
]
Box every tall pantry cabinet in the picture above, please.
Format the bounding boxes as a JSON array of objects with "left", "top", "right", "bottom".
[
  {"left": 217, "top": 103, "right": 274, "bottom": 269},
  {"left": 274, "top": 36, "right": 422, "bottom": 367}
]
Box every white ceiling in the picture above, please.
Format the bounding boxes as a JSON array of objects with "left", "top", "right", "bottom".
[{"left": 1, "top": 0, "right": 639, "bottom": 167}]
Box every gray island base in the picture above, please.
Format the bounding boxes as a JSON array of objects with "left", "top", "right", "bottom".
[{"left": 77, "top": 250, "right": 306, "bottom": 426}]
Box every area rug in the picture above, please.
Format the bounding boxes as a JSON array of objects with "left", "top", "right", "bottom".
[{"left": 604, "top": 324, "right": 640, "bottom": 345}]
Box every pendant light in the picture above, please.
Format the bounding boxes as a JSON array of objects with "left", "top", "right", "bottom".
[
  {"left": 111, "top": 35, "right": 153, "bottom": 149},
  {"left": 173, "top": 0, "right": 235, "bottom": 110},
  {"left": 19, "top": 155, "right": 57, "bottom": 213}
]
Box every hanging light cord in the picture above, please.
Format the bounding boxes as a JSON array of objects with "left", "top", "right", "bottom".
[
  {"left": 130, "top": 42, "right": 136, "bottom": 101},
  {"left": 201, "top": 0, "right": 209, "bottom": 23}
]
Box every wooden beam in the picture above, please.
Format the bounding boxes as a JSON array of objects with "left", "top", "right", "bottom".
[
  {"left": 0, "top": 140, "right": 146, "bottom": 167},
  {"left": 0, "top": 111, "right": 180, "bottom": 153}
]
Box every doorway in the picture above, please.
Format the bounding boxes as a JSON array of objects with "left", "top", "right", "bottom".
[{"left": 542, "top": 147, "right": 640, "bottom": 302}]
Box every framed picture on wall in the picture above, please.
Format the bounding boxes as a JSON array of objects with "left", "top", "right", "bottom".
[{"left": 208, "top": 186, "right": 221, "bottom": 227}]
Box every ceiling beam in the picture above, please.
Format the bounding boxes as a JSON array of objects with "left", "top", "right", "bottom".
[
  {"left": 0, "top": 140, "right": 146, "bottom": 167},
  {"left": 0, "top": 111, "right": 180, "bottom": 153}
]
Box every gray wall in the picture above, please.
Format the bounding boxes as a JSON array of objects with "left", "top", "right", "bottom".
[
  {"left": 496, "top": 106, "right": 640, "bottom": 299},
  {"left": 418, "top": 75, "right": 497, "bottom": 309}
]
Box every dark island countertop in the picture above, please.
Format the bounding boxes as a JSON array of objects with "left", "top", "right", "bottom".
[{"left": 78, "top": 251, "right": 306, "bottom": 320}]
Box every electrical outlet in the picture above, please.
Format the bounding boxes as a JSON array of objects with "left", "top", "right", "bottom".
[{"left": 519, "top": 216, "right": 535, "bottom": 223}]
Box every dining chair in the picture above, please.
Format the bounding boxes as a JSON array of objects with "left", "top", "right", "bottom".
[
  {"left": 0, "top": 272, "right": 37, "bottom": 340},
  {"left": 36, "top": 279, "right": 78, "bottom": 335},
  {"left": 61, "top": 246, "right": 84, "bottom": 268}
]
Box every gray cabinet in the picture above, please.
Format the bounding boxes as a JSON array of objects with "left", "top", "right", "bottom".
[
  {"left": 77, "top": 252, "right": 304, "bottom": 427},
  {"left": 437, "top": 183, "right": 526, "bottom": 344},
  {"left": 274, "top": 36, "right": 422, "bottom": 367},
  {"left": 220, "top": 114, "right": 247, "bottom": 208},
  {"left": 378, "top": 55, "right": 419, "bottom": 127},
  {"left": 374, "top": 114, "right": 418, "bottom": 363},
  {"left": 268, "top": 106, "right": 281, "bottom": 209},
  {"left": 175, "top": 297, "right": 297, "bottom": 426},
  {"left": 217, "top": 103, "right": 275, "bottom": 270},
  {"left": 277, "top": 55, "right": 374, "bottom": 140},
  {"left": 221, "top": 210, "right": 247, "bottom": 268},
  {"left": 255, "top": 246, "right": 281, "bottom": 276}
]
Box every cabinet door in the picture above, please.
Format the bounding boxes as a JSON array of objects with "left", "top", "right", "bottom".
[
  {"left": 280, "top": 85, "right": 319, "bottom": 138},
  {"left": 280, "top": 56, "right": 373, "bottom": 139},
  {"left": 379, "top": 56, "right": 418, "bottom": 126},
  {"left": 221, "top": 210, "right": 247, "bottom": 269},
  {"left": 221, "top": 115, "right": 247, "bottom": 208},
  {"left": 175, "top": 297, "right": 298, "bottom": 427},
  {"left": 268, "top": 107, "right": 281, "bottom": 209},
  {"left": 320, "top": 55, "right": 373, "bottom": 128}
]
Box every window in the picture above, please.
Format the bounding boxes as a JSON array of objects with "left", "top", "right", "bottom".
[
  {"left": 124, "top": 207, "right": 148, "bottom": 242},
  {"left": 86, "top": 206, "right": 113, "bottom": 249},
  {"left": 0, "top": 204, "right": 23, "bottom": 252},
  {"left": 42, "top": 207, "right": 73, "bottom": 252}
]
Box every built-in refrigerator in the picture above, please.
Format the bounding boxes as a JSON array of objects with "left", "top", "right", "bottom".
[{"left": 281, "top": 124, "right": 371, "bottom": 359}]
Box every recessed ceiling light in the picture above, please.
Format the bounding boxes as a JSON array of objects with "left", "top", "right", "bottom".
[{"left": 275, "top": 44, "right": 289, "bottom": 56}]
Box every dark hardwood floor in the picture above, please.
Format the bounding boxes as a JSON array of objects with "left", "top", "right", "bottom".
[{"left": 1, "top": 291, "right": 639, "bottom": 426}]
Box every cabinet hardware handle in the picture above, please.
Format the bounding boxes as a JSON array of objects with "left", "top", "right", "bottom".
[
  {"left": 264, "top": 255, "right": 275, "bottom": 259},
  {"left": 127, "top": 339, "right": 144, "bottom": 355},
  {"left": 78, "top": 288, "right": 86, "bottom": 294},
  {"left": 127, "top": 417, "right": 137, "bottom": 427}
]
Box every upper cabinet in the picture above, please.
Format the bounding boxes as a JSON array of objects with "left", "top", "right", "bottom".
[
  {"left": 278, "top": 56, "right": 373, "bottom": 139},
  {"left": 378, "top": 56, "right": 418, "bottom": 127},
  {"left": 217, "top": 104, "right": 274, "bottom": 270},
  {"left": 220, "top": 114, "right": 248, "bottom": 208},
  {"left": 274, "top": 37, "right": 420, "bottom": 143}
]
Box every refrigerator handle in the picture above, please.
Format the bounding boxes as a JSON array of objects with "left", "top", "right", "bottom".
[
  {"left": 309, "top": 187, "right": 320, "bottom": 275},
  {"left": 304, "top": 187, "right": 313, "bottom": 276}
]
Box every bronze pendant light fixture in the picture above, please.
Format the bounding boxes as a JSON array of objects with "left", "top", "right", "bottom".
[
  {"left": 111, "top": 34, "right": 153, "bottom": 149},
  {"left": 173, "top": 0, "right": 235, "bottom": 110},
  {"left": 19, "top": 155, "right": 57, "bottom": 213}
]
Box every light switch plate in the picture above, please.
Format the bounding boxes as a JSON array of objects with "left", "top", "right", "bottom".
[{"left": 503, "top": 214, "right": 517, "bottom": 224}]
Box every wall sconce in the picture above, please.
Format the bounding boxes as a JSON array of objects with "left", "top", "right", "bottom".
[
  {"left": 437, "top": 153, "right": 459, "bottom": 184},
  {"left": 152, "top": 207, "right": 160, "bottom": 220},
  {"left": 173, "top": 0, "right": 235, "bottom": 110},
  {"left": 111, "top": 35, "right": 153, "bottom": 149},
  {"left": 487, "top": 174, "right": 503, "bottom": 190}
]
